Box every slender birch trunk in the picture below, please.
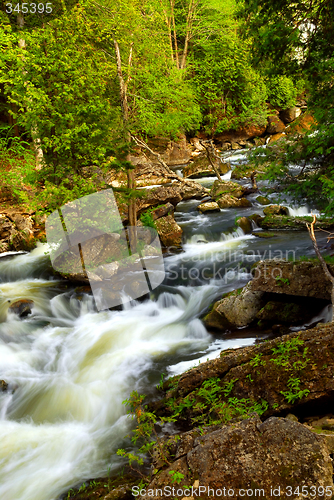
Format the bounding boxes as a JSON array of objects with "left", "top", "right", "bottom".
[{"left": 113, "top": 39, "right": 137, "bottom": 239}]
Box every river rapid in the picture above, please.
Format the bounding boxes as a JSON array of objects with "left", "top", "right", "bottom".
[{"left": 0, "top": 151, "right": 325, "bottom": 500}]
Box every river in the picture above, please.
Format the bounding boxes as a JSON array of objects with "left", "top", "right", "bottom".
[{"left": 0, "top": 150, "right": 326, "bottom": 500}]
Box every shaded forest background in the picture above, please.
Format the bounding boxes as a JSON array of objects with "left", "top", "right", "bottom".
[{"left": 0, "top": 0, "right": 333, "bottom": 213}]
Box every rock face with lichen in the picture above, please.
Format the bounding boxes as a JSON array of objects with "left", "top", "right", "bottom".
[
  {"left": 155, "top": 214, "right": 183, "bottom": 248},
  {"left": 183, "top": 153, "right": 230, "bottom": 179},
  {"left": 0, "top": 211, "right": 46, "bottom": 253},
  {"left": 251, "top": 260, "right": 334, "bottom": 301},
  {"left": 204, "top": 282, "right": 265, "bottom": 329},
  {"left": 154, "top": 324, "right": 334, "bottom": 425},
  {"left": 142, "top": 415, "right": 333, "bottom": 500}
]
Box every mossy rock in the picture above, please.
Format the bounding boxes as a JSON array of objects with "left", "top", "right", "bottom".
[
  {"left": 236, "top": 216, "right": 252, "bottom": 234},
  {"left": 217, "top": 195, "right": 252, "bottom": 209},
  {"left": 256, "top": 195, "right": 270, "bottom": 205},
  {"left": 252, "top": 231, "right": 276, "bottom": 238},
  {"left": 260, "top": 215, "right": 334, "bottom": 231},
  {"left": 210, "top": 180, "right": 245, "bottom": 199},
  {"left": 263, "top": 205, "right": 289, "bottom": 216}
]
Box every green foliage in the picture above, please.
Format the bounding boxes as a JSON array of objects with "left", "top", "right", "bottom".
[
  {"left": 0, "top": 135, "right": 35, "bottom": 204},
  {"left": 168, "top": 470, "right": 185, "bottom": 484},
  {"left": 249, "top": 353, "right": 266, "bottom": 367},
  {"left": 280, "top": 376, "right": 310, "bottom": 404},
  {"left": 140, "top": 211, "right": 156, "bottom": 229},
  {"left": 268, "top": 75, "right": 297, "bottom": 109},
  {"left": 270, "top": 337, "right": 305, "bottom": 368},
  {"left": 275, "top": 276, "right": 290, "bottom": 286}
]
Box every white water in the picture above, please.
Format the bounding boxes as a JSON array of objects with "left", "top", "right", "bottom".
[
  {"left": 0, "top": 248, "right": 239, "bottom": 500},
  {"left": 287, "top": 206, "right": 321, "bottom": 217}
]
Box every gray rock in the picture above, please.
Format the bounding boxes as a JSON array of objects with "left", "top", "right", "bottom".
[
  {"left": 197, "top": 202, "right": 220, "bottom": 213},
  {"left": 205, "top": 282, "right": 264, "bottom": 329},
  {"left": 143, "top": 416, "right": 333, "bottom": 499}
]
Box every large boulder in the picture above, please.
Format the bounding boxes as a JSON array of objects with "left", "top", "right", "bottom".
[
  {"left": 263, "top": 205, "right": 289, "bottom": 216},
  {"left": 183, "top": 154, "right": 230, "bottom": 179},
  {"left": 197, "top": 202, "right": 220, "bottom": 213},
  {"left": 259, "top": 215, "right": 334, "bottom": 231},
  {"left": 236, "top": 216, "right": 252, "bottom": 234},
  {"left": 155, "top": 323, "right": 334, "bottom": 425},
  {"left": 210, "top": 180, "right": 245, "bottom": 200},
  {"left": 217, "top": 195, "right": 251, "bottom": 209},
  {"left": 155, "top": 214, "right": 183, "bottom": 248},
  {"left": 143, "top": 415, "right": 332, "bottom": 500},
  {"left": 204, "top": 282, "right": 265, "bottom": 329},
  {"left": 286, "top": 111, "right": 316, "bottom": 136},
  {"left": 279, "top": 106, "right": 302, "bottom": 124},
  {"left": 251, "top": 259, "right": 334, "bottom": 301},
  {"left": 214, "top": 124, "right": 267, "bottom": 146},
  {"left": 266, "top": 111, "right": 286, "bottom": 135}
]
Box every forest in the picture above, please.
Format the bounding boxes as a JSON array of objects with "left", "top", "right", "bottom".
[
  {"left": 2, "top": 2, "right": 334, "bottom": 500},
  {"left": 1, "top": 0, "right": 333, "bottom": 214}
]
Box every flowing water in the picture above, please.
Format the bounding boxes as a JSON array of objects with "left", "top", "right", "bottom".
[{"left": 0, "top": 151, "right": 328, "bottom": 500}]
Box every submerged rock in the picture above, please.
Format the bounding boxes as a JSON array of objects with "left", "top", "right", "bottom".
[
  {"left": 256, "top": 195, "right": 270, "bottom": 205},
  {"left": 0, "top": 380, "right": 8, "bottom": 392},
  {"left": 8, "top": 299, "right": 34, "bottom": 318}
]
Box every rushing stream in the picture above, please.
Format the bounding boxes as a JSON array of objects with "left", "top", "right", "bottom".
[{"left": 0, "top": 151, "right": 327, "bottom": 500}]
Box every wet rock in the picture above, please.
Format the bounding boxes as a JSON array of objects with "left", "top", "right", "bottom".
[
  {"left": 263, "top": 205, "right": 289, "bottom": 216},
  {"left": 251, "top": 259, "right": 334, "bottom": 300},
  {"left": 249, "top": 213, "right": 263, "bottom": 226},
  {"left": 256, "top": 195, "right": 270, "bottom": 205},
  {"left": 280, "top": 106, "right": 302, "bottom": 124},
  {"left": 210, "top": 180, "right": 245, "bottom": 200},
  {"left": 217, "top": 195, "right": 251, "bottom": 209},
  {"left": 155, "top": 323, "right": 334, "bottom": 427},
  {"left": 204, "top": 282, "right": 265, "bottom": 330},
  {"left": 252, "top": 231, "right": 276, "bottom": 238},
  {"left": 236, "top": 216, "right": 252, "bottom": 234},
  {"left": 285, "top": 111, "right": 316, "bottom": 136},
  {"left": 143, "top": 416, "right": 332, "bottom": 500},
  {"left": 259, "top": 214, "right": 334, "bottom": 231},
  {"left": 255, "top": 300, "right": 315, "bottom": 325},
  {"left": 197, "top": 202, "right": 220, "bottom": 213},
  {"left": 183, "top": 154, "right": 230, "bottom": 179},
  {"left": 155, "top": 214, "right": 183, "bottom": 248},
  {"left": 268, "top": 132, "right": 286, "bottom": 143},
  {"left": 190, "top": 137, "right": 205, "bottom": 151},
  {"left": 150, "top": 203, "right": 174, "bottom": 220},
  {"left": 0, "top": 380, "right": 8, "bottom": 392},
  {"left": 266, "top": 111, "right": 286, "bottom": 134},
  {"left": 214, "top": 124, "right": 267, "bottom": 146},
  {"left": 8, "top": 299, "right": 34, "bottom": 318}
]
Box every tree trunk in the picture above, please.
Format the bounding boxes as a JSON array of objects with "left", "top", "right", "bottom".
[
  {"left": 18, "top": 12, "right": 44, "bottom": 169},
  {"left": 113, "top": 38, "right": 137, "bottom": 242},
  {"left": 199, "top": 140, "right": 224, "bottom": 182},
  {"left": 180, "top": 0, "right": 196, "bottom": 70},
  {"left": 307, "top": 215, "right": 334, "bottom": 319}
]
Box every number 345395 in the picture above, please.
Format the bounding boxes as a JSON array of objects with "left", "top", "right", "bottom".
[{"left": 6, "top": 3, "right": 53, "bottom": 14}]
